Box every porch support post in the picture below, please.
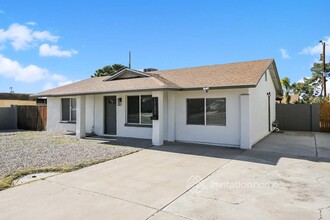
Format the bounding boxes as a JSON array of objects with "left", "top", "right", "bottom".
[
  {"left": 167, "top": 91, "right": 175, "bottom": 142},
  {"left": 240, "top": 94, "right": 251, "bottom": 149},
  {"left": 76, "top": 95, "right": 86, "bottom": 138},
  {"left": 152, "top": 91, "right": 164, "bottom": 146}
]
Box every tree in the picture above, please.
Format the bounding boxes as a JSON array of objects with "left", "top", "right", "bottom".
[
  {"left": 293, "top": 63, "right": 330, "bottom": 103},
  {"left": 280, "top": 77, "right": 294, "bottom": 104},
  {"left": 92, "top": 64, "right": 127, "bottom": 77}
]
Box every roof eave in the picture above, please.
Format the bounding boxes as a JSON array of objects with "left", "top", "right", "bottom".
[{"left": 31, "top": 84, "right": 256, "bottom": 97}]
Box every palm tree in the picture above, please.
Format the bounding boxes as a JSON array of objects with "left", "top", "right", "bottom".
[{"left": 281, "top": 77, "right": 293, "bottom": 104}]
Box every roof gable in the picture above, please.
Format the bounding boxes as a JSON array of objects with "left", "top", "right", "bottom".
[
  {"left": 104, "top": 69, "right": 150, "bottom": 81},
  {"left": 264, "top": 60, "right": 283, "bottom": 96}
]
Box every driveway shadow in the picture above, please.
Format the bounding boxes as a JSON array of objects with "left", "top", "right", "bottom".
[
  {"left": 87, "top": 131, "right": 330, "bottom": 166},
  {"left": 86, "top": 136, "right": 152, "bottom": 149}
]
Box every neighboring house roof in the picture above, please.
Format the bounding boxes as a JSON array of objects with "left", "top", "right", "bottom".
[
  {"left": 281, "top": 94, "right": 300, "bottom": 104},
  {"left": 33, "top": 58, "right": 282, "bottom": 97},
  {"left": 0, "top": 93, "right": 36, "bottom": 100}
]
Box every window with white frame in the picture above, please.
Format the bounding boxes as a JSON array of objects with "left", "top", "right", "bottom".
[
  {"left": 61, "top": 98, "right": 76, "bottom": 122},
  {"left": 187, "top": 98, "right": 226, "bottom": 126},
  {"left": 127, "top": 95, "right": 152, "bottom": 125}
]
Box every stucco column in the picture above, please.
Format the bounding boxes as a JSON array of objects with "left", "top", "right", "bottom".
[
  {"left": 167, "top": 91, "right": 176, "bottom": 142},
  {"left": 76, "top": 95, "right": 86, "bottom": 138},
  {"left": 240, "top": 94, "right": 251, "bottom": 149},
  {"left": 152, "top": 91, "right": 164, "bottom": 146}
]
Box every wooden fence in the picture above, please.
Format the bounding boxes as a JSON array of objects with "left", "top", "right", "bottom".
[
  {"left": 17, "top": 106, "right": 47, "bottom": 131},
  {"left": 320, "top": 103, "right": 330, "bottom": 132}
]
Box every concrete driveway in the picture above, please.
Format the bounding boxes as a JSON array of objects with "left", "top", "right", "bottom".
[{"left": 0, "top": 131, "right": 329, "bottom": 220}]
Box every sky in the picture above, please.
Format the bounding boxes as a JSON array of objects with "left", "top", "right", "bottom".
[{"left": 0, "top": 0, "right": 329, "bottom": 94}]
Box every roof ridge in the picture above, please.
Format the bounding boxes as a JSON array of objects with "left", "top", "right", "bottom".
[{"left": 153, "top": 58, "right": 274, "bottom": 73}]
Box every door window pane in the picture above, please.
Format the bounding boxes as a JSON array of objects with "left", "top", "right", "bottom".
[
  {"left": 187, "top": 99, "right": 205, "bottom": 125},
  {"left": 206, "top": 98, "right": 226, "bottom": 125},
  {"left": 61, "top": 98, "right": 70, "bottom": 121},
  {"left": 141, "top": 95, "right": 152, "bottom": 124},
  {"left": 127, "top": 96, "right": 139, "bottom": 123}
]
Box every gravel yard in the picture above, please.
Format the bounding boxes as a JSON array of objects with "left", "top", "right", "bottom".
[{"left": 0, "top": 131, "right": 148, "bottom": 178}]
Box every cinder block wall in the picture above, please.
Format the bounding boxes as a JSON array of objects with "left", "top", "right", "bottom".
[{"left": 0, "top": 105, "right": 17, "bottom": 130}]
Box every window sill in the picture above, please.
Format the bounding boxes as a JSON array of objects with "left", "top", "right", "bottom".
[
  {"left": 186, "top": 124, "right": 226, "bottom": 126},
  {"left": 60, "top": 121, "right": 76, "bottom": 124},
  {"left": 124, "top": 123, "right": 152, "bottom": 128}
]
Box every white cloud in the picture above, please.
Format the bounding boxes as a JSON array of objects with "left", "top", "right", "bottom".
[
  {"left": 50, "top": 73, "right": 74, "bottom": 86},
  {"left": 0, "top": 23, "right": 59, "bottom": 50},
  {"left": 43, "top": 77, "right": 74, "bottom": 91},
  {"left": 39, "top": 44, "right": 77, "bottom": 57},
  {"left": 0, "top": 54, "right": 47, "bottom": 82},
  {"left": 58, "top": 80, "right": 73, "bottom": 86},
  {"left": 0, "top": 53, "right": 75, "bottom": 89},
  {"left": 26, "top": 21, "right": 37, "bottom": 26},
  {"left": 43, "top": 82, "right": 54, "bottom": 90},
  {"left": 300, "top": 37, "right": 330, "bottom": 56},
  {"left": 280, "top": 48, "right": 290, "bottom": 59},
  {"left": 33, "top": 31, "right": 58, "bottom": 42},
  {"left": 51, "top": 73, "right": 67, "bottom": 81}
]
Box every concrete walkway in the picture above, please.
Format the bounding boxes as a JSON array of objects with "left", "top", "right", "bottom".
[{"left": 0, "top": 131, "right": 329, "bottom": 219}]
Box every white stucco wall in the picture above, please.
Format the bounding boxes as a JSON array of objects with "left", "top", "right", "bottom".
[
  {"left": 84, "top": 95, "right": 94, "bottom": 133},
  {"left": 249, "top": 69, "right": 276, "bottom": 145},
  {"left": 167, "top": 91, "right": 176, "bottom": 141},
  {"left": 47, "top": 97, "right": 76, "bottom": 132},
  {"left": 174, "top": 88, "right": 248, "bottom": 147},
  {"left": 163, "top": 91, "right": 168, "bottom": 141}
]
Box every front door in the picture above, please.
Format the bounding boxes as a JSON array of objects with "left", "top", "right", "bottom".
[{"left": 104, "top": 96, "right": 117, "bottom": 135}]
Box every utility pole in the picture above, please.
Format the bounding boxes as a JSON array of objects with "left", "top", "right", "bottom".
[
  {"left": 128, "top": 51, "right": 131, "bottom": 69},
  {"left": 320, "top": 40, "right": 327, "bottom": 97}
]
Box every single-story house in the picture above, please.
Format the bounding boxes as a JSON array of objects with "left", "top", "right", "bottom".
[{"left": 33, "top": 58, "right": 282, "bottom": 149}]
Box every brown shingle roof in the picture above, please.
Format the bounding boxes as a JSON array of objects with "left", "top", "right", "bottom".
[
  {"left": 34, "top": 58, "right": 281, "bottom": 97},
  {"left": 152, "top": 59, "right": 274, "bottom": 89}
]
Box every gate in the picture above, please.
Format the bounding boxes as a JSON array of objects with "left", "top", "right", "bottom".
[
  {"left": 17, "top": 106, "right": 47, "bottom": 131},
  {"left": 276, "top": 104, "right": 320, "bottom": 131}
]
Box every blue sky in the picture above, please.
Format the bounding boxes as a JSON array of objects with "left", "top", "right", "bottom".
[{"left": 0, "top": 0, "right": 329, "bottom": 94}]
